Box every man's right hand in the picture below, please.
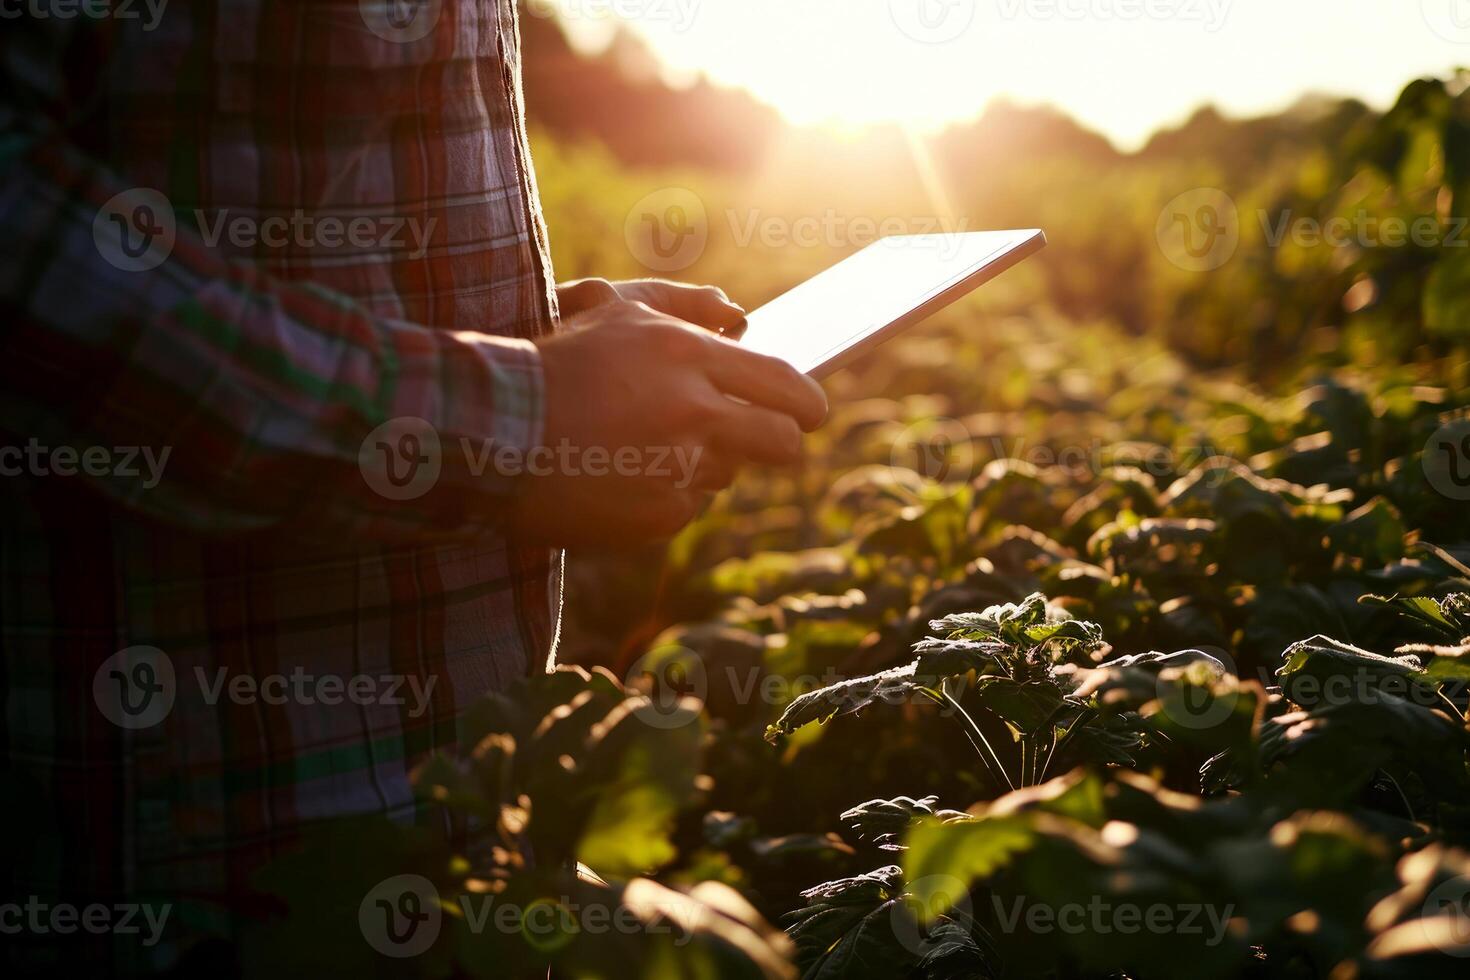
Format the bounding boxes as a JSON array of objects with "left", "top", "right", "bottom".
[{"left": 508, "top": 300, "right": 828, "bottom": 548}]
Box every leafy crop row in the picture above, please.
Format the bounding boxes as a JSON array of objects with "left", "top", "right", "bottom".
[{"left": 239, "top": 75, "right": 1470, "bottom": 978}]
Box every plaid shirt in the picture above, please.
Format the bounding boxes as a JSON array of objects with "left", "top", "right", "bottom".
[{"left": 1, "top": 2, "right": 563, "bottom": 972}]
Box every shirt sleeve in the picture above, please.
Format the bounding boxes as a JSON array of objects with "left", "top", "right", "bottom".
[{"left": 0, "top": 132, "right": 547, "bottom": 543}]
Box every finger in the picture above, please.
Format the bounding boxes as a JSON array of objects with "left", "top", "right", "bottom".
[
  {"left": 707, "top": 402, "right": 804, "bottom": 467},
  {"left": 702, "top": 341, "right": 829, "bottom": 432},
  {"left": 686, "top": 451, "right": 738, "bottom": 491},
  {"left": 645, "top": 281, "right": 747, "bottom": 333},
  {"left": 558, "top": 278, "right": 620, "bottom": 320}
]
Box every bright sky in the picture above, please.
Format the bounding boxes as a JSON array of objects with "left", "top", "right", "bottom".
[{"left": 537, "top": 0, "right": 1470, "bottom": 149}]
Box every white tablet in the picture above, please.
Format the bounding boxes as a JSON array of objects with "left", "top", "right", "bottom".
[{"left": 736, "top": 229, "right": 1046, "bottom": 378}]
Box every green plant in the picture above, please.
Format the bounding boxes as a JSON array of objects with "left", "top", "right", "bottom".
[
  {"left": 244, "top": 667, "right": 794, "bottom": 978},
  {"left": 768, "top": 592, "right": 1470, "bottom": 979}
]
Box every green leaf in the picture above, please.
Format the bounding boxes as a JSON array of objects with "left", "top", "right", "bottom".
[
  {"left": 926, "top": 593, "right": 1103, "bottom": 659},
  {"left": 903, "top": 815, "right": 1039, "bottom": 922},
  {"left": 1363, "top": 591, "right": 1470, "bottom": 641},
  {"left": 912, "top": 636, "right": 1008, "bottom": 680},
  {"left": 463, "top": 873, "right": 797, "bottom": 980},
  {"left": 1073, "top": 649, "right": 1230, "bottom": 711},
  {"left": 857, "top": 491, "right": 969, "bottom": 569},
  {"left": 705, "top": 549, "right": 856, "bottom": 603},
  {"left": 1261, "top": 690, "right": 1470, "bottom": 803},
  {"left": 785, "top": 867, "right": 930, "bottom": 980},
  {"left": 1421, "top": 645, "right": 1470, "bottom": 681},
  {"left": 764, "top": 665, "right": 922, "bottom": 742},
  {"left": 575, "top": 699, "right": 707, "bottom": 878},
  {"left": 1424, "top": 247, "right": 1470, "bottom": 338},
  {"left": 839, "top": 796, "right": 943, "bottom": 842},
  {"left": 1326, "top": 497, "right": 1407, "bottom": 567},
  {"left": 971, "top": 676, "right": 1066, "bottom": 735},
  {"left": 1362, "top": 846, "right": 1470, "bottom": 978},
  {"left": 1276, "top": 635, "right": 1432, "bottom": 709}
]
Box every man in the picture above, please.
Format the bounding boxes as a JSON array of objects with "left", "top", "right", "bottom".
[{"left": 0, "top": 2, "right": 825, "bottom": 973}]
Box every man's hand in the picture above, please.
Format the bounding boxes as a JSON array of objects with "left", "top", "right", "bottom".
[
  {"left": 557, "top": 278, "right": 747, "bottom": 336},
  {"left": 508, "top": 299, "right": 826, "bottom": 548}
]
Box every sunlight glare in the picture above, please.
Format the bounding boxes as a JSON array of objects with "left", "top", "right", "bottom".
[{"left": 537, "top": 0, "right": 1470, "bottom": 149}]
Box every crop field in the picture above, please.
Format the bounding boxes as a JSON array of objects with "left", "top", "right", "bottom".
[{"left": 249, "top": 74, "right": 1470, "bottom": 979}]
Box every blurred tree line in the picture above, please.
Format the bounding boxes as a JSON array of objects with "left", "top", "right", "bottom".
[{"left": 521, "top": 3, "right": 1468, "bottom": 376}]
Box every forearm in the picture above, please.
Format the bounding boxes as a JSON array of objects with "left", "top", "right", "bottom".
[{"left": 0, "top": 130, "right": 545, "bottom": 543}]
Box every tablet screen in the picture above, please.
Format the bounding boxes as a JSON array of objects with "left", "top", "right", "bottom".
[{"left": 737, "top": 230, "right": 1044, "bottom": 376}]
